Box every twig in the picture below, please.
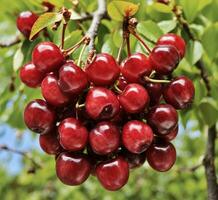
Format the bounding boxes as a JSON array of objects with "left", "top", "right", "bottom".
[
  {"left": 0, "top": 35, "right": 21, "bottom": 48},
  {"left": 177, "top": 163, "right": 203, "bottom": 173}
]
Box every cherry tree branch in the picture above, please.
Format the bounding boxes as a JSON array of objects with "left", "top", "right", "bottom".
[{"left": 0, "top": 35, "right": 21, "bottom": 48}]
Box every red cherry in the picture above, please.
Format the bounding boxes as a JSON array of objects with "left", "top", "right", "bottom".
[
  {"left": 41, "top": 74, "right": 69, "bottom": 107},
  {"left": 89, "top": 121, "right": 120, "bottom": 155},
  {"left": 145, "top": 82, "right": 162, "bottom": 106},
  {"left": 163, "top": 76, "right": 195, "bottom": 109},
  {"left": 85, "top": 87, "right": 120, "bottom": 120},
  {"left": 147, "top": 104, "right": 178, "bottom": 135},
  {"left": 20, "top": 62, "right": 45, "bottom": 88},
  {"left": 32, "top": 42, "right": 64, "bottom": 73},
  {"left": 56, "top": 152, "right": 91, "bottom": 186},
  {"left": 24, "top": 99, "right": 55, "bottom": 134},
  {"left": 16, "top": 11, "right": 38, "bottom": 38},
  {"left": 149, "top": 45, "right": 180, "bottom": 75},
  {"left": 157, "top": 0, "right": 170, "bottom": 5},
  {"left": 157, "top": 33, "right": 186, "bottom": 59},
  {"left": 85, "top": 53, "right": 120, "bottom": 86},
  {"left": 96, "top": 156, "right": 129, "bottom": 191},
  {"left": 58, "top": 118, "right": 88, "bottom": 151},
  {"left": 119, "top": 83, "right": 150, "bottom": 114},
  {"left": 120, "top": 53, "right": 152, "bottom": 83},
  {"left": 58, "top": 61, "right": 88, "bottom": 95},
  {"left": 122, "top": 120, "right": 154, "bottom": 154},
  {"left": 160, "top": 125, "right": 178, "bottom": 141},
  {"left": 146, "top": 140, "right": 176, "bottom": 172},
  {"left": 117, "top": 76, "right": 128, "bottom": 91}
]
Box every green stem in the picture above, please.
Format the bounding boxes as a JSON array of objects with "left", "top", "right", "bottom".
[
  {"left": 117, "top": 37, "right": 126, "bottom": 63},
  {"left": 144, "top": 76, "right": 170, "bottom": 83},
  {"left": 77, "top": 44, "right": 87, "bottom": 67}
]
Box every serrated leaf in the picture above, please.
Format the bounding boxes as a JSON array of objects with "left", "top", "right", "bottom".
[
  {"left": 13, "top": 47, "right": 24, "bottom": 72},
  {"left": 186, "top": 41, "right": 203, "bottom": 65}
]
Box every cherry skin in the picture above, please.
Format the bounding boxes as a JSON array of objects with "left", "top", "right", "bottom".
[
  {"left": 85, "top": 87, "right": 120, "bottom": 120},
  {"left": 32, "top": 42, "right": 64, "bottom": 73},
  {"left": 147, "top": 104, "right": 178, "bottom": 135},
  {"left": 58, "top": 118, "right": 88, "bottom": 151},
  {"left": 149, "top": 45, "right": 180, "bottom": 75},
  {"left": 89, "top": 121, "right": 120, "bottom": 155},
  {"left": 41, "top": 74, "right": 69, "bottom": 107},
  {"left": 120, "top": 53, "right": 152, "bottom": 83},
  {"left": 96, "top": 156, "right": 129, "bottom": 191},
  {"left": 58, "top": 61, "right": 88, "bottom": 95},
  {"left": 117, "top": 76, "right": 128, "bottom": 91},
  {"left": 56, "top": 152, "right": 91, "bottom": 186},
  {"left": 16, "top": 11, "right": 38, "bottom": 38},
  {"left": 20, "top": 62, "right": 45, "bottom": 88},
  {"left": 24, "top": 99, "right": 56, "bottom": 134},
  {"left": 160, "top": 125, "right": 178, "bottom": 141},
  {"left": 157, "top": 33, "right": 186, "bottom": 59},
  {"left": 146, "top": 139, "right": 176, "bottom": 172},
  {"left": 85, "top": 53, "right": 120, "bottom": 86},
  {"left": 163, "top": 76, "right": 195, "bottom": 109},
  {"left": 122, "top": 120, "right": 154, "bottom": 154},
  {"left": 157, "top": 0, "right": 170, "bottom": 5},
  {"left": 145, "top": 82, "right": 162, "bottom": 106},
  {"left": 119, "top": 83, "right": 150, "bottom": 114}
]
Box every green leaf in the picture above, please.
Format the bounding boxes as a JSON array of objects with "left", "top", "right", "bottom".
[
  {"left": 69, "top": 10, "right": 83, "bottom": 20},
  {"left": 151, "top": 3, "right": 172, "bottom": 13},
  {"left": 30, "top": 12, "right": 63, "bottom": 40},
  {"left": 186, "top": 41, "right": 203, "bottom": 65},
  {"left": 13, "top": 47, "right": 24, "bottom": 72},
  {"left": 158, "top": 20, "right": 177, "bottom": 34}
]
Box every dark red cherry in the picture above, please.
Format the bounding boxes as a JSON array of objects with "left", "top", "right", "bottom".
[
  {"left": 157, "top": 0, "right": 170, "bottom": 5},
  {"left": 157, "top": 33, "right": 186, "bottom": 59},
  {"left": 24, "top": 99, "right": 55, "bottom": 134},
  {"left": 16, "top": 11, "right": 38, "bottom": 38},
  {"left": 122, "top": 120, "right": 154, "bottom": 154},
  {"left": 163, "top": 76, "right": 195, "bottom": 109},
  {"left": 119, "top": 83, "right": 150, "bottom": 114},
  {"left": 56, "top": 152, "right": 91, "bottom": 186},
  {"left": 58, "top": 118, "right": 88, "bottom": 151},
  {"left": 96, "top": 156, "right": 129, "bottom": 191},
  {"left": 117, "top": 76, "right": 128, "bottom": 91},
  {"left": 146, "top": 140, "right": 176, "bottom": 172},
  {"left": 58, "top": 61, "right": 88, "bottom": 95},
  {"left": 32, "top": 42, "right": 64, "bottom": 73},
  {"left": 41, "top": 74, "right": 69, "bottom": 107},
  {"left": 120, "top": 53, "right": 152, "bottom": 83},
  {"left": 147, "top": 104, "right": 178, "bottom": 135},
  {"left": 85, "top": 87, "right": 120, "bottom": 120},
  {"left": 149, "top": 45, "right": 180, "bottom": 75},
  {"left": 20, "top": 62, "right": 45, "bottom": 88},
  {"left": 89, "top": 121, "right": 120, "bottom": 155},
  {"left": 160, "top": 125, "right": 178, "bottom": 141},
  {"left": 85, "top": 53, "right": 120, "bottom": 86},
  {"left": 145, "top": 82, "right": 162, "bottom": 106}
]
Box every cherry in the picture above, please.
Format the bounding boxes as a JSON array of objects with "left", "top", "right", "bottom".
[
  {"left": 122, "top": 120, "right": 154, "bottom": 154},
  {"left": 58, "top": 61, "right": 88, "bottom": 95},
  {"left": 16, "top": 11, "right": 38, "bottom": 38},
  {"left": 96, "top": 156, "right": 129, "bottom": 191},
  {"left": 85, "top": 87, "right": 120, "bottom": 120},
  {"left": 157, "top": 33, "right": 186, "bottom": 59},
  {"left": 56, "top": 152, "right": 91, "bottom": 186},
  {"left": 145, "top": 82, "right": 162, "bottom": 106},
  {"left": 58, "top": 118, "right": 88, "bottom": 151},
  {"left": 120, "top": 53, "right": 152, "bottom": 83},
  {"left": 163, "top": 76, "right": 195, "bottom": 109},
  {"left": 41, "top": 74, "right": 69, "bottom": 107},
  {"left": 42, "top": 1, "right": 55, "bottom": 12},
  {"left": 117, "top": 76, "right": 128, "bottom": 91},
  {"left": 160, "top": 125, "right": 178, "bottom": 141},
  {"left": 149, "top": 45, "right": 180, "bottom": 75},
  {"left": 147, "top": 104, "right": 178, "bottom": 135},
  {"left": 146, "top": 139, "right": 176, "bottom": 172},
  {"left": 85, "top": 53, "right": 120, "bottom": 86},
  {"left": 20, "top": 62, "right": 45, "bottom": 88},
  {"left": 24, "top": 99, "right": 55, "bottom": 134},
  {"left": 89, "top": 121, "right": 120, "bottom": 155},
  {"left": 32, "top": 42, "right": 64, "bottom": 73},
  {"left": 119, "top": 83, "right": 150, "bottom": 114},
  {"left": 157, "top": 0, "right": 170, "bottom": 5}
]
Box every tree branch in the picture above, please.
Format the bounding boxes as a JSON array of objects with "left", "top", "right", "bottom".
[{"left": 0, "top": 35, "right": 21, "bottom": 48}]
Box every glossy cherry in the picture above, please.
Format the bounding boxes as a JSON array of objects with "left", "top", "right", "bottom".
[
  {"left": 161, "top": 125, "right": 178, "bottom": 141},
  {"left": 24, "top": 99, "right": 55, "bottom": 134},
  {"left": 117, "top": 76, "right": 128, "bottom": 91},
  {"left": 96, "top": 156, "right": 129, "bottom": 191},
  {"left": 163, "top": 76, "right": 195, "bottom": 109},
  {"left": 56, "top": 152, "right": 91, "bottom": 186},
  {"left": 58, "top": 118, "right": 88, "bottom": 151},
  {"left": 85, "top": 53, "right": 120, "bottom": 86},
  {"left": 145, "top": 82, "right": 162, "bottom": 106}
]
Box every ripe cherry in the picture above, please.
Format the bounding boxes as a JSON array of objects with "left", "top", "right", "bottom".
[
  {"left": 89, "top": 121, "right": 120, "bottom": 155},
  {"left": 20, "top": 62, "right": 45, "bottom": 88},
  {"left": 96, "top": 156, "right": 129, "bottom": 191},
  {"left": 32, "top": 42, "right": 64, "bottom": 73},
  {"left": 58, "top": 118, "right": 88, "bottom": 151},
  {"left": 117, "top": 76, "right": 128, "bottom": 91},
  {"left": 24, "top": 99, "right": 55, "bottom": 134},
  {"left": 85, "top": 87, "right": 120, "bottom": 120},
  {"left": 145, "top": 82, "right": 162, "bottom": 106},
  {"left": 56, "top": 152, "right": 91, "bottom": 186},
  {"left": 163, "top": 76, "right": 195, "bottom": 109},
  {"left": 122, "top": 120, "right": 154, "bottom": 154},
  {"left": 119, "top": 83, "right": 150, "bottom": 114},
  {"left": 120, "top": 53, "right": 152, "bottom": 83},
  {"left": 160, "top": 125, "right": 178, "bottom": 141},
  {"left": 85, "top": 53, "right": 120, "bottom": 86}
]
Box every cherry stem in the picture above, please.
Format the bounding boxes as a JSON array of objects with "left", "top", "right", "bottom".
[
  {"left": 117, "top": 37, "right": 126, "bottom": 63},
  {"left": 144, "top": 76, "right": 170, "bottom": 83},
  {"left": 113, "top": 83, "right": 122, "bottom": 94},
  {"left": 61, "top": 23, "right": 67, "bottom": 49},
  {"left": 149, "top": 70, "right": 156, "bottom": 78},
  {"left": 77, "top": 44, "right": 87, "bottom": 67},
  {"left": 126, "top": 35, "right": 131, "bottom": 57},
  {"left": 64, "top": 37, "right": 87, "bottom": 55}
]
